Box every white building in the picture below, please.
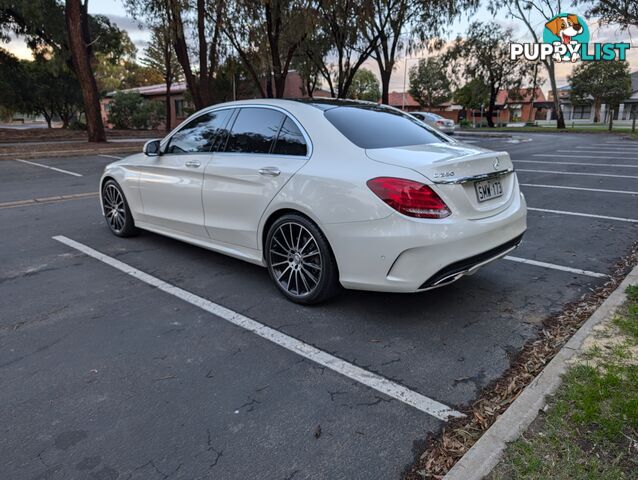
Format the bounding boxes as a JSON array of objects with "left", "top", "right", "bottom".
[{"left": 548, "top": 71, "right": 638, "bottom": 125}]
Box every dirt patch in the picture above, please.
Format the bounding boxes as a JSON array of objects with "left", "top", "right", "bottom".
[{"left": 404, "top": 242, "right": 638, "bottom": 480}]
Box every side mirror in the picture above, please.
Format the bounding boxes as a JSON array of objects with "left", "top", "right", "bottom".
[{"left": 143, "top": 139, "right": 162, "bottom": 156}]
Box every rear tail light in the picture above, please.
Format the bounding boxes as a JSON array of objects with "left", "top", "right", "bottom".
[
  {"left": 366, "top": 177, "right": 451, "bottom": 219},
  {"left": 436, "top": 120, "right": 445, "bottom": 125}
]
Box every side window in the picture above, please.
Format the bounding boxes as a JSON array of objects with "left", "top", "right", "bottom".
[
  {"left": 166, "top": 109, "right": 231, "bottom": 154},
  {"left": 225, "top": 108, "right": 285, "bottom": 154},
  {"left": 272, "top": 117, "right": 308, "bottom": 156}
]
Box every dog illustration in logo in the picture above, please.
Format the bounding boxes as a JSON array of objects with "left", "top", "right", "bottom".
[{"left": 545, "top": 14, "right": 584, "bottom": 62}]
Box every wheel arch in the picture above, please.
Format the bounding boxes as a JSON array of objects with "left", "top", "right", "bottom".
[{"left": 260, "top": 208, "right": 340, "bottom": 277}]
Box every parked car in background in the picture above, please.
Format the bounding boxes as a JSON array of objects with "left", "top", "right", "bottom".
[
  {"left": 100, "top": 99, "right": 525, "bottom": 304},
  {"left": 411, "top": 112, "right": 456, "bottom": 134}
]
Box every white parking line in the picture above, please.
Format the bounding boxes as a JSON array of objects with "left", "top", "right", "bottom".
[
  {"left": 558, "top": 149, "right": 638, "bottom": 155},
  {"left": 15, "top": 158, "right": 82, "bottom": 177},
  {"left": 577, "top": 145, "right": 638, "bottom": 149},
  {"left": 52, "top": 235, "right": 464, "bottom": 421},
  {"left": 527, "top": 207, "right": 638, "bottom": 223},
  {"left": 520, "top": 183, "right": 638, "bottom": 195},
  {"left": 533, "top": 154, "right": 637, "bottom": 160},
  {"left": 514, "top": 160, "right": 638, "bottom": 169},
  {"left": 98, "top": 154, "right": 123, "bottom": 160},
  {"left": 504, "top": 256, "right": 607, "bottom": 278},
  {"left": 517, "top": 169, "right": 638, "bottom": 180}
]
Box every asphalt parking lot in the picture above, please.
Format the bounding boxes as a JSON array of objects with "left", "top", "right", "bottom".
[{"left": 2, "top": 133, "right": 637, "bottom": 479}]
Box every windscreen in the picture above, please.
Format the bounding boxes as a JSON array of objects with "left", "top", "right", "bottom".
[{"left": 324, "top": 106, "right": 448, "bottom": 149}]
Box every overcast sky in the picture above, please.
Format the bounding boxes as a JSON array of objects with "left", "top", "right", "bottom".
[{"left": 4, "top": 0, "right": 637, "bottom": 92}]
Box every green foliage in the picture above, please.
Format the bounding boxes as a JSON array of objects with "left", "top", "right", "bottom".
[
  {"left": 107, "top": 91, "right": 163, "bottom": 130},
  {"left": 454, "top": 79, "right": 489, "bottom": 110},
  {"left": 569, "top": 60, "right": 633, "bottom": 110},
  {"left": 0, "top": 2, "right": 134, "bottom": 61},
  {"left": 93, "top": 29, "right": 165, "bottom": 93},
  {"left": 349, "top": 68, "right": 380, "bottom": 101},
  {"left": 141, "top": 25, "right": 182, "bottom": 85},
  {"left": 614, "top": 285, "right": 638, "bottom": 342},
  {"left": 446, "top": 22, "right": 534, "bottom": 127},
  {"left": 0, "top": 48, "right": 83, "bottom": 126},
  {"left": 577, "top": 0, "right": 638, "bottom": 30},
  {"left": 408, "top": 56, "right": 451, "bottom": 108}
]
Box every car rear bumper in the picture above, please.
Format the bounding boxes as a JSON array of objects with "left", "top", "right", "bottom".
[{"left": 322, "top": 191, "right": 527, "bottom": 292}]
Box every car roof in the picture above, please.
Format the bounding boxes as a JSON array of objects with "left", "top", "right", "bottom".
[{"left": 205, "top": 97, "right": 392, "bottom": 112}]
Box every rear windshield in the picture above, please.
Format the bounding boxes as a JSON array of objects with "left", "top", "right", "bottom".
[{"left": 324, "top": 106, "right": 447, "bottom": 149}]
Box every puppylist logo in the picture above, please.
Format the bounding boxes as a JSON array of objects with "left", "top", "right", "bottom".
[{"left": 510, "top": 13, "right": 630, "bottom": 63}]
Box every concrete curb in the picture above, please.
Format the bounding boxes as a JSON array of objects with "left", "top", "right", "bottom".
[
  {"left": 455, "top": 131, "right": 514, "bottom": 138},
  {"left": 444, "top": 263, "right": 638, "bottom": 480}
]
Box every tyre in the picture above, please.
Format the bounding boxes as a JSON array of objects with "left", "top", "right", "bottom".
[
  {"left": 101, "top": 179, "right": 138, "bottom": 237},
  {"left": 265, "top": 214, "right": 340, "bottom": 304}
]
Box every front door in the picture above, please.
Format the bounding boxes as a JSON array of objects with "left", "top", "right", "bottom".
[{"left": 138, "top": 109, "right": 233, "bottom": 238}]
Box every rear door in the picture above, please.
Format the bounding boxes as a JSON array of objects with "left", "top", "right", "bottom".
[
  {"left": 137, "top": 109, "right": 232, "bottom": 237},
  {"left": 202, "top": 107, "right": 310, "bottom": 249}
]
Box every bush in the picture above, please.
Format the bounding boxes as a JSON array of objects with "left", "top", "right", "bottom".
[
  {"left": 108, "top": 91, "right": 164, "bottom": 130},
  {"left": 68, "top": 119, "right": 87, "bottom": 130}
]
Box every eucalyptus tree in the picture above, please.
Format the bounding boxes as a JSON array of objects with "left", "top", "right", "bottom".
[
  {"left": 349, "top": 68, "right": 381, "bottom": 101},
  {"left": 0, "top": 0, "right": 125, "bottom": 141},
  {"left": 366, "top": 0, "right": 478, "bottom": 105},
  {"left": 311, "top": 0, "right": 382, "bottom": 98},
  {"left": 576, "top": 0, "right": 637, "bottom": 29},
  {"left": 124, "top": 0, "right": 226, "bottom": 109},
  {"left": 446, "top": 22, "right": 534, "bottom": 127},
  {"left": 408, "top": 55, "right": 451, "bottom": 108},
  {"left": 222, "top": 0, "right": 313, "bottom": 98},
  {"left": 489, "top": 0, "right": 568, "bottom": 128}
]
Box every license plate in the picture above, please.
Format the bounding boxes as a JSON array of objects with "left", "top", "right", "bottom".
[{"left": 474, "top": 179, "right": 503, "bottom": 202}]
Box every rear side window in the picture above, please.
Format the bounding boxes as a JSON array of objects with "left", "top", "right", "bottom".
[
  {"left": 272, "top": 117, "right": 307, "bottom": 156},
  {"left": 324, "top": 106, "right": 446, "bottom": 149},
  {"left": 166, "top": 109, "right": 232, "bottom": 154},
  {"left": 225, "top": 108, "right": 285, "bottom": 154}
]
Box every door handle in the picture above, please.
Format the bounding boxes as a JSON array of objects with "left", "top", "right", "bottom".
[
  {"left": 185, "top": 160, "right": 201, "bottom": 168},
  {"left": 258, "top": 167, "right": 281, "bottom": 177}
]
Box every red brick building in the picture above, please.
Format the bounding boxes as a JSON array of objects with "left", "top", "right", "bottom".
[
  {"left": 100, "top": 72, "right": 331, "bottom": 130},
  {"left": 386, "top": 87, "right": 548, "bottom": 124}
]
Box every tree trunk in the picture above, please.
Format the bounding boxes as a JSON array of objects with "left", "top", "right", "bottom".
[
  {"left": 593, "top": 98, "right": 601, "bottom": 123},
  {"left": 59, "top": 110, "right": 71, "bottom": 128},
  {"left": 486, "top": 87, "right": 497, "bottom": 127},
  {"left": 165, "top": 81, "right": 172, "bottom": 132},
  {"left": 379, "top": 67, "right": 391, "bottom": 105},
  {"left": 65, "top": 0, "right": 106, "bottom": 142},
  {"left": 609, "top": 109, "right": 614, "bottom": 131},
  {"left": 169, "top": 0, "right": 202, "bottom": 109},
  {"left": 164, "top": 41, "right": 172, "bottom": 132},
  {"left": 42, "top": 111, "right": 52, "bottom": 128},
  {"left": 196, "top": 0, "right": 210, "bottom": 106},
  {"left": 545, "top": 60, "right": 566, "bottom": 129}
]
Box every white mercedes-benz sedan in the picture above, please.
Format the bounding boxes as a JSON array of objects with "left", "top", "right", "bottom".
[{"left": 100, "top": 99, "right": 526, "bottom": 304}]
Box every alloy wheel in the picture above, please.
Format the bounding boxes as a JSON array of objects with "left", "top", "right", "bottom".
[
  {"left": 103, "top": 184, "right": 126, "bottom": 233},
  {"left": 269, "top": 222, "right": 322, "bottom": 297}
]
